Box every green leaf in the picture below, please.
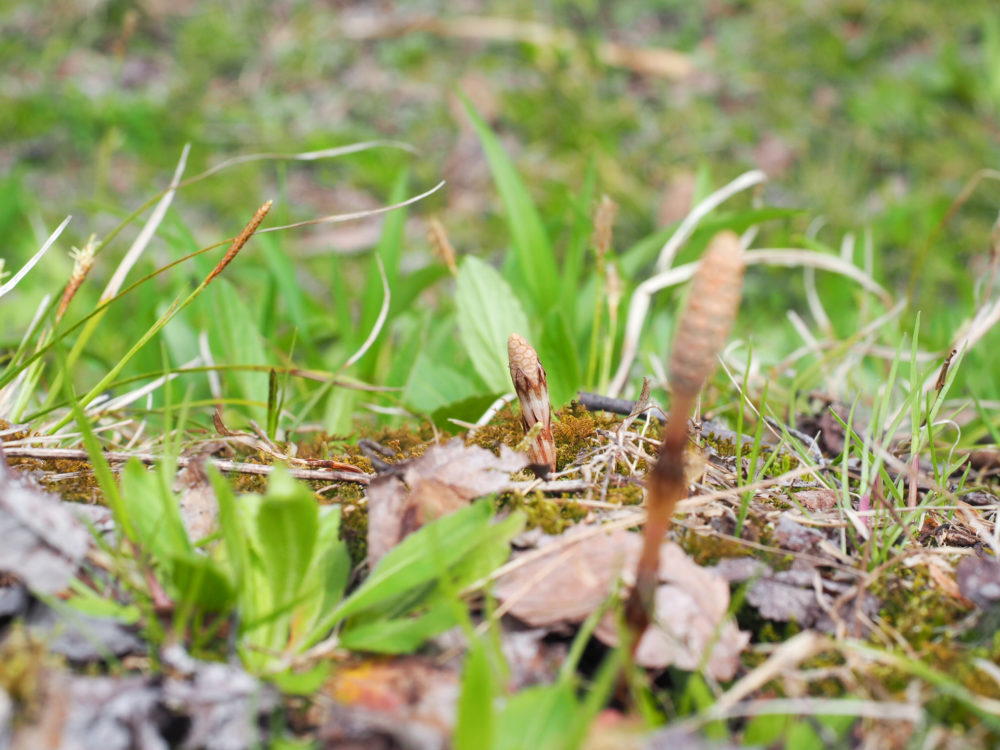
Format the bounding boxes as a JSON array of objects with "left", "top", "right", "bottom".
[
  {"left": 297, "top": 508, "right": 352, "bottom": 646},
  {"left": 255, "top": 466, "right": 319, "bottom": 613},
  {"left": 429, "top": 392, "right": 505, "bottom": 433},
  {"left": 259, "top": 234, "right": 310, "bottom": 339},
  {"left": 120, "top": 458, "right": 190, "bottom": 560},
  {"left": 339, "top": 598, "right": 459, "bottom": 654},
  {"left": 168, "top": 552, "right": 235, "bottom": 611},
  {"left": 326, "top": 500, "right": 494, "bottom": 627},
  {"left": 455, "top": 640, "right": 496, "bottom": 750},
  {"left": 210, "top": 465, "right": 249, "bottom": 591},
  {"left": 403, "top": 351, "right": 482, "bottom": 414},
  {"left": 270, "top": 662, "right": 332, "bottom": 696},
  {"left": 539, "top": 308, "right": 582, "bottom": 407},
  {"left": 206, "top": 278, "right": 270, "bottom": 424},
  {"left": 495, "top": 683, "right": 576, "bottom": 750},
  {"left": 456, "top": 255, "right": 532, "bottom": 393},
  {"left": 460, "top": 92, "right": 558, "bottom": 313}
]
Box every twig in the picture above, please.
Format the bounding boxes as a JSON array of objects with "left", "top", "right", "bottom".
[{"left": 1, "top": 446, "right": 371, "bottom": 485}]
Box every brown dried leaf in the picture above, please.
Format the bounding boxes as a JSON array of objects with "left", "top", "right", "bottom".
[
  {"left": 174, "top": 457, "right": 217, "bottom": 541},
  {"left": 318, "top": 656, "right": 458, "bottom": 750},
  {"left": 596, "top": 542, "right": 749, "bottom": 680},
  {"left": 774, "top": 514, "right": 828, "bottom": 552},
  {"left": 366, "top": 439, "right": 528, "bottom": 568},
  {"left": 956, "top": 556, "right": 1000, "bottom": 609},
  {"left": 494, "top": 529, "right": 641, "bottom": 627},
  {"left": 794, "top": 489, "right": 837, "bottom": 512},
  {"left": 0, "top": 455, "right": 88, "bottom": 595}
]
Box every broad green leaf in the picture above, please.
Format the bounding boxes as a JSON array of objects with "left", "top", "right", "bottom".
[
  {"left": 325, "top": 500, "right": 494, "bottom": 627},
  {"left": 270, "top": 662, "right": 331, "bottom": 696},
  {"left": 403, "top": 349, "right": 482, "bottom": 414},
  {"left": 429, "top": 392, "right": 505, "bottom": 433},
  {"left": 455, "top": 640, "right": 496, "bottom": 750},
  {"left": 207, "top": 278, "right": 269, "bottom": 424},
  {"left": 259, "top": 234, "right": 310, "bottom": 338},
  {"left": 120, "top": 458, "right": 190, "bottom": 560},
  {"left": 558, "top": 158, "right": 597, "bottom": 305},
  {"left": 210, "top": 465, "right": 249, "bottom": 590},
  {"left": 255, "top": 467, "right": 319, "bottom": 613},
  {"left": 456, "top": 256, "right": 532, "bottom": 392},
  {"left": 539, "top": 308, "right": 582, "bottom": 408},
  {"left": 460, "top": 92, "right": 558, "bottom": 313},
  {"left": 339, "top": 598, "right": 459, "bottom": 653},
  {"left": 297, "top": 508, "right": 352, "bottom": 645},
  {"left": 168, "top": 552, "right": 235, "bottom": 611},
  {"left": 495, "top": 683, "right": 576, "bottom": 750}
]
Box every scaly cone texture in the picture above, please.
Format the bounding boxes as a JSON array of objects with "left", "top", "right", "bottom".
[
  {"left": 626, "top": 230, "right": 745, "bottom": 645},
  {"left": 508, "top": 333, "right": 556, "bottom": 474}
]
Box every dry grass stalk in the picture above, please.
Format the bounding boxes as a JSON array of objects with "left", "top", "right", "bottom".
[
  {"left": 203, "top": 200, "right": 272, "bottom": 286},
  {"left": 592, "top": 195, "right": 618, "bottom": 265},
  {"left": 508, "top": 333, "right": 556, "bottom": 474},
  {"left": 626, "top": 230, "right": 744, "bottom": 645},
  {"left": 427, "top": 217, "right": 458, "bottom": 276},
  {"left": 56, "top": 235, "right": 97, "bottom": 322}
]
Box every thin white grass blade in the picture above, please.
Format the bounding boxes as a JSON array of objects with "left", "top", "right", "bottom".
[
  {"left": 88, "top": 356, "right": 203, "bottom": 414},
  {"left": 260, "top": 181, "right": 446, "bottom": 234},
  {"left": 198, "top": 331, "right": 222, "bottom": 400},
  {"left": 0, "top": 293, "right": 53, "bottom": 419},
  {"left": 609, "top": 245, "right": 894, "bottom": 398},
  {"left": 0, "top": 216, "right": 71, "bottom": 298},
  {"left": 189, "top": 141, "right": 416, "bottom": 183},
  {"left": 102, "top": 144, "right": 190, "bottom": 302},
  {"left": 655, "top": 169, "right": 766, "bottom": 272},
  {"left": 745, "top": 249, "right": 891, "bottom": 303},
  {"left": 340, "top": 255, "right": 389, "bottom": 371}
]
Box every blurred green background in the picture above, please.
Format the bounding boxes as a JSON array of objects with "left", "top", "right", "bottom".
[{"left": 3, "top": 0, "right": 1000, "bottom": 430}]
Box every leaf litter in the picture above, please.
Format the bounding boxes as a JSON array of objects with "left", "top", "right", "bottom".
[{"left": 4, "top": 386, "right": 1000, "bottom": 746}]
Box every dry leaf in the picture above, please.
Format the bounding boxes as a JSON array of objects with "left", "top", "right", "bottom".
[
  {"left": 774, "top": 514, "right": 828, "bottom": 552},
  {"left": 366, "top": 440, "right": 527, "bottom": 568},
  {"left": 318, "top": 656, "right": 458, "bottom": 750},
  {"left": 794, "top": 489, "right": 837, "bottom": 512},
  {"left": 174, "top": 456, "right": 217, "bottom": 541},
  {"left": 596, "top": 542, "right": 749, "bottom": 680},
  {"left": 493, "top": 529, "right": 641, "bottom": 627},
  {"left": 0, "top": 455, "right": 88, "bottom": 594},
  {"left": 956, "top": 556, "right": 1000, "bottom": 609},
  {"left": 12, "top": 645, "right": 276, "bottom": 750}
]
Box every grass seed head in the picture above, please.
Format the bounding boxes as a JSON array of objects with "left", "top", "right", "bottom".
[
  {"left": 669, "top": 230, "right": 744, "bottom": 399},
  {"left": 56, "top": 234, "right": 97, "bottom": 322},
  {"left": 508, "top": 333, "right": 556, "bottom": 474}
]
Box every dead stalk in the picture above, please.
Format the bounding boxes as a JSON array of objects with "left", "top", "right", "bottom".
[
  {"left": 508, "top": 333, "right": 556, "bottom": 474},
  {"left": 625, "top": 230, "right": 744, "bottom": 645}
]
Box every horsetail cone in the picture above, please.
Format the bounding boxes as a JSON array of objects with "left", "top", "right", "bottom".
[
  {"left": 669, "top": 230, "right": 745, "bottom": 398},
  {"left": 508, "top": 333, "right": 557, "bottom": 474}
]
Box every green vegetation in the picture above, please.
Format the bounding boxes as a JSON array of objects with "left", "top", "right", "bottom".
[{"left": 3, "top": 1, "right": 1000, "bottom": 747}]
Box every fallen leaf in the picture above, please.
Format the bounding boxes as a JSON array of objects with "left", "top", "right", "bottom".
[
  {"left": 774, "top": 514, "right": 828, "bottom": 552},
  {"left": 318, "top": 656, "right": 458, "bottom": 750},
  {"left": 0, "top": 454, "right": 88, "bottom": 594},
  {"left": 595, "top": 543, "right": 749, "bottom": 680},
  {"left": 174, "top": 456, "right": 217, "bottom": 541},
  {"left": 493, "top": 528, "right": 641, "bottom": 627},
  {"left": 956, "top": 556, "right": 1000, "bottom": 609},
  {"left": 794, "top": 489, "right": 837, "bottom": 512},
  {"left": 366, "top": 439, "right": 527, "bottom": 568},
  {"left": 12, "top": 645, "right": 276, "bottom": 750}
]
